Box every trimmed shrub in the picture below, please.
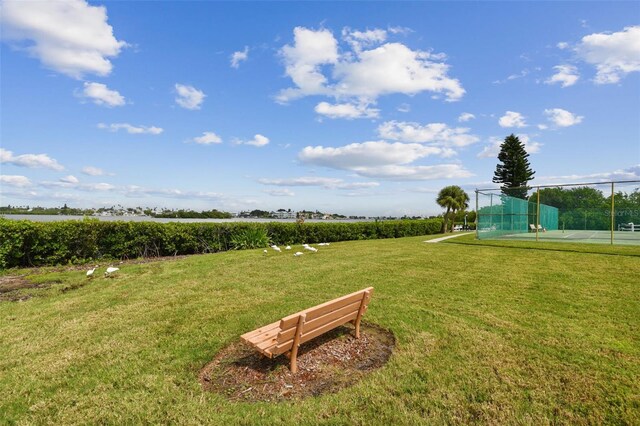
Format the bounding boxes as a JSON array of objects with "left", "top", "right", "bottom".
[{"left": 0, "top": 217, "right": 443, "bottom": 268}]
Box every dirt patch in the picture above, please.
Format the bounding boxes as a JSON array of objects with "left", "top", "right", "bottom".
[
  {"left": 200, "top": 322, "right": 395, "bottom": 402},
  {"left": 0, "top": 275, "right": 60, "bottom": 301},
  {"left": 0, "top": 255, "right": 192, "bottom": 302}
]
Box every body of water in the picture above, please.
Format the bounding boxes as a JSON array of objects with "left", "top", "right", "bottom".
[{"left": 0, "top": 214, "right": 374, "bottom": 223}]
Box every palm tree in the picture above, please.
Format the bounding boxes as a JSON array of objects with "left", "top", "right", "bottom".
[
  {"left": 436, "top": 186, "right": 469, "bottom": 233},
  {"left": 451, "top": 189, "right": 470, "bottom": 232}
]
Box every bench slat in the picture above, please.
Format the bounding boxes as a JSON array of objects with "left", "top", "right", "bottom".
[
  {"left": 251, "top": 342, "right": 277, "bottom": 358},
  {"left": 275, "top": 300, "right": 362, "bottom": 345},
  {"left": 278, "top": 287, "right": 374, "bottom": 331},
  {"left": 255, "top": 336, "right": 279, "bottom": 353},
  {"left": 272, "top": 310, "right": 360, "bottom": 355},
  {"left": 240, "top": 320, "right": 281, "bottom": 341},
  {"left": 247, "top": 327, "right": 282, "bottom": 347}
]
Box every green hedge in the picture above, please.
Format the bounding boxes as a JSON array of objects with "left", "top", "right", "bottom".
[{"left": 0, "top": 218, "right": 443, "bottom": 268}]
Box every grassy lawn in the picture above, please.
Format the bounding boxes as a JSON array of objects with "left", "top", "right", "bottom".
[{"left": 1, "top": 235, "right": 639, "bottom": 424}]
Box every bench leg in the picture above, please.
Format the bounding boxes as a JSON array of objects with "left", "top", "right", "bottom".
[
  {"left": 289, "top": 313, "right": 306, "bottom": 373},
  {"left": 354, "top": 290, "right": 371, "bottom": 339}
]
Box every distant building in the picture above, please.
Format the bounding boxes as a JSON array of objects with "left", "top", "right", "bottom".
[{"left": 272, "top": 210, "right": 296, "bottom": 219}]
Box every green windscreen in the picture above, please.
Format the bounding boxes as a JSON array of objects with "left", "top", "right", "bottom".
[{"left": 477, "top": 192, "right": 558, "bottom": 239}]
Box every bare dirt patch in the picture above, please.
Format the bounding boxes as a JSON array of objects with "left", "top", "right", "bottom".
[
  {"left": 1, "top": 255, "right": 192, "bottom": 302},
  {"left": 0, "top": 275, "right": 59, "bottom": 301},
  {"left": 200, "top": 322, "right": 395, "bottom": 402}
]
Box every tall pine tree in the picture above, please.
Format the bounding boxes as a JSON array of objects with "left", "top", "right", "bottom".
[{"left": 493, "top": 134, "right": 535, "bottom": 199}]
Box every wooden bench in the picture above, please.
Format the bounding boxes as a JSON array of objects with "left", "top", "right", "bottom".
[{"left": 240, "top": 287, "right": 374, "bottom": 373}]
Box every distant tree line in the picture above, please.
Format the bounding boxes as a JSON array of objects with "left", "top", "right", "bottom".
[
  {"left": 0, "top": 204, "right": 93, "bottom": 216},
  {"left": 0, "top": 205, "right": 233, "bottom": 219},
  {"left": 150, "top": 209, "right": 232, "bottom": 219}
]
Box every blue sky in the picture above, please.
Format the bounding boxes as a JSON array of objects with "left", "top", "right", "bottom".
[{"left": 1, "top": 1, "right": 639, "bottom": 216}]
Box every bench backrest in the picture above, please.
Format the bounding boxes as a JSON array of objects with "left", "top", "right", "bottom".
[{"left": 270, "top": 287, "right": 374, "bottom": 356}]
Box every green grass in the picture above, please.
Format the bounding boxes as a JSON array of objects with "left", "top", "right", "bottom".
[{"left": 1, "top": 236, "right": 639, "bottom": 424}]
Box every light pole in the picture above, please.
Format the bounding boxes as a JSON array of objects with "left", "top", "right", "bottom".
[{"left": 464, "top": 214, "right": 468, "bottom": 230}]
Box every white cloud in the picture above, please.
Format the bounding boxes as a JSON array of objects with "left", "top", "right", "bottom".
[
  {"left": 540, "top": 165, "right": 640, "bottom": 183},
  {"left": 124, "top": 185, "right": 223, "bottom": 201},
  {"left": 230, "top": 46, "right": 249, "bottom": 68},
  {"left": 0, "top": 175, "right": 32, "bottom": 187},
  {"left": 277, "top": 27, "right": 339, "bottom": 102},
  {"left": 299, "top": 141, "right": 448, "bottom": 171},
  {"left": 314, "top": 101, "right": 379, "bottom": 119},
  {"left": 192, "top": 131, "right": 222, "bottom": 145},
  {"left": 545, "top": 65, "right": 579, "bottom": 88},
  {"left": 333, "top": 42, "right": 464, "bottom": 101},
  {"left": 0, "top": 0, "right": 126, "bottom": 78},
  {"left": 575, "top": 26, "right": 640, "bottom": 84},
  {"left": 515, "top": 134, "right": 542, "bottom": 154},
  {"left": 264, "top": 188, "right": 295, "bottom": 197},
  {"left": 387, "top": 26, "right": 413, "bottom": 36},
  {"left": 477, "top": 138, "right": 502, "bottom": 159},
  {"left": 397, "top": 103, "right": 411, "bottom": 113},
  {"left": 80, "top": 82, "right": 125, "bottom": 107},
  {"left": 0, "top": 149, "right": 12, "bottom": 163},
  {"left": 377, "top": 121, "right": 479, "bottom": 148},
  {"left": 0, "top": 148, "right": 64, "bottom": 171},
  {"left": 458, "top": 112, "right": 475, "bottom": 122},
  {"left": 258, "top": 176, "right": 380, "bottom": 190},
  {"left": 509, "top": 70, "right": 529, "bottom": 80},
  {"left": 557, "top": 42, "right": 570, "bottom": 50},
  {"left": 277, "top": 27, "right": 464, "bottom": 103},
  {"left": 60, "top": 175, "right": 79, "bottom": 184},
  {"left": 353, "top": 164, "right": 473, "bottom": 181},
  {"left": 498, "top": 111, "right": 527, "bottom": 128},
  {"left": 40, "top": 179, "right": 114, "bottom": 192},
  {"left": 82, "top": 166, "right": 107, "bottom": 176},
  {"left": 342, "top": 27, "right": 387, "bottom": 51},
  {"left": 335, "top": 182, "right": 380, "bottom": 190},
  {"left": 0, "top": 189, "right": 76, "bottom": 202},
  {"left": 85, "top": 182, "right": 114, "bottom": 191},
  {"left": 493, "top": 69, "right": 529, "bottom": 85},
  {"left": 174, "top": 84, "right": 205, "bottom": 110},
  {"left": 478, "top": 134, "right": 542, "bottom": 159},
  {"left": 259, "top": 177, "right": 342, "bottom": 187},
  {"left": 97, "top": 123, "right": 163, "bottom": 135},
  {"left": 1, "top": 178, "right": 270, "bottom": 211},
  {"left": 41, "top": 180, "right": 74, "bottom": 189},
  {"left": 544, "top": 108, "right": 584, "bottom": 127},
  {"left": 235, "top": 134, "right": 269, "bottom": 147}
]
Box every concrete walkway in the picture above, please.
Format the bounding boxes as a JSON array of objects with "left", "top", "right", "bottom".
[{"left": 424, "top": 232, "right": 474, "bottom": 243}]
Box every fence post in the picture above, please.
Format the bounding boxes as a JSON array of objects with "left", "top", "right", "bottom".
[
  {"left": 536, "top": 186, "right": 540, "bottom": 242},
  {"left": 611, "top": 182, "right": 615, "bottom": 245},
  {"left": 475, "top": 190, "right": 479, "bottom": 240}
]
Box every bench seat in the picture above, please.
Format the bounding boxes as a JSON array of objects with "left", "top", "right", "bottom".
[{"left": 240, "top": 287, "right": 374, "bottom": 372}]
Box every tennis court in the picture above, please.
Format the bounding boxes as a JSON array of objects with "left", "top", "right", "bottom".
[
  {"left": 489, "top": 229, "right": 640, "bottom": 245},
  {"left": 475, "top": 180, "right": 640, "bottom": 246}
]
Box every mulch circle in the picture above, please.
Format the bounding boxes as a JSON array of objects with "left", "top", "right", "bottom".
[{"left": 199, "top": 322, "right": 395, "bottom": 402}]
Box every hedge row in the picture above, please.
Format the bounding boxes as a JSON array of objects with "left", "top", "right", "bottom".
[{"left": 0, "top": 218, "right": 443, "bottom": 268}]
